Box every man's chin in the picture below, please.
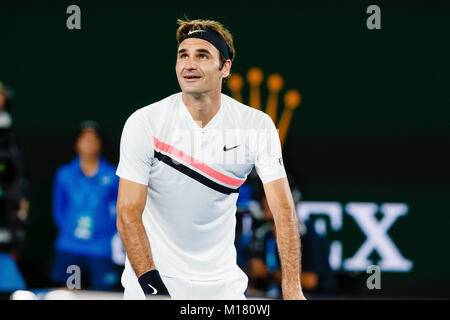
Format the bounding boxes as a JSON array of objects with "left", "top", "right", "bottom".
[{"left": 182, "top": 88, "right": 207, "bottom": 96}]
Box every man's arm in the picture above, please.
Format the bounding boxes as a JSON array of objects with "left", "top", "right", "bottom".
[
  {"left": 117, "top": 178, "right": 169, "bottom": 296},
  {"left": 116, "top": 177, "right": 154, "bottom": 277},
  {"left": 263, "top": 177, "right": 306, "bottom": 300}
]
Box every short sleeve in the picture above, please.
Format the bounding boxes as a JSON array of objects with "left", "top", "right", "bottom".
[
  {"left": 116, "top": 110, "right": 154, "bottom": 185},
  {"left": 254, "top": 114, "right": 287, "bottom": 184}
]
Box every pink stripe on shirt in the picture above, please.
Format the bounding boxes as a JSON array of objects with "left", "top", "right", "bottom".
[{"left": 153, "top": 136, "right": 245, "bottom": 188}]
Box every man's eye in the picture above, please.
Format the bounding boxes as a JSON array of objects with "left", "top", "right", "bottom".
[
  {"left": 179, "top": 54, "right": 188, "bottom": 59},
  {"left": 199, "top": 54, "right": 207, "bottom": 59}
]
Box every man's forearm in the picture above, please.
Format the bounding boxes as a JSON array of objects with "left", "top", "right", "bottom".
[
  {"left": 117, "top": 208, "right": 155, "bottom": 278},
  {"left": 273, "top": 208, "right": 303, "bottom": 299}
]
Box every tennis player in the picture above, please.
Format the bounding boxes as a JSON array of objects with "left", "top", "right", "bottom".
[{"left": 116, "top": 18, "right": 305, "bottom": 300}]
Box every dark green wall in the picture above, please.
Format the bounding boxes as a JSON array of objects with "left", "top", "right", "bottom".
[{"left": 1, "top": 0, "right": 449, "bottom": 296}]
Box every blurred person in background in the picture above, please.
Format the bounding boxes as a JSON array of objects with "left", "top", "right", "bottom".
[
  {"left": 298, "top": 217, "right": 337, "bottom": 296},
  {"left": 246, "top": 192, "right": 285, "bottom": 298},
  {"left": 0, "top": 81, "right": 29, "bottom": 293},
  {"left": 50, "top": 121, "right": 120, "bottom": 291},
  {"left": 235, "top": 170, "right": 259, "bottom": 272},
  {"left": 246, "top": 180, "right": 336, "bottom": 298}
]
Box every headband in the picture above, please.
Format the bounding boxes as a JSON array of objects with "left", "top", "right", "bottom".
[{"left": 178, "top": 28, "right": 231, "bottom": 60}]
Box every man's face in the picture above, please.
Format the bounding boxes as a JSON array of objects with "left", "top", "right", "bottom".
[
  {"left": 76, "top": 129, "right": 101, "bottom": 159},
  {"left": 176, "top": 38, "right": 231, "bottom": 95}
]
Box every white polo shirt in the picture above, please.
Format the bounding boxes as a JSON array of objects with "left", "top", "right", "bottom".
[{"left": 117, "top": 92, "right": 286, "bottom": 283}]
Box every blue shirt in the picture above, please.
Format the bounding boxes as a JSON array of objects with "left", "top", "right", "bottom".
[{"left": 52, "top": 157, "right": 119, "bottom": 258}]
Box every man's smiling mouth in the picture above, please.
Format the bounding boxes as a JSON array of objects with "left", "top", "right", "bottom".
[{"left": 183, "top": 75, "right": 202, "bottom": 80}]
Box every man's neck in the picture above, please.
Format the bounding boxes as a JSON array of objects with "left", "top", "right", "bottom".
[
  {"left": 182, "top": 90, "right": 222, "bottom": 128},
  {"left": 79, "top": 156, "right": 99, "bottom": 177}
]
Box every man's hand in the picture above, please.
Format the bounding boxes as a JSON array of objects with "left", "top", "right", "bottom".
[
  {"left": 282, "top": 277, "right": 307, "bottom": 300},
  {"left": 283, "top": 287, "right": 307, "bottom": 300}
]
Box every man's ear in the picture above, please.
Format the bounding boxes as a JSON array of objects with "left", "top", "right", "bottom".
[{"left": 221, "top": 59, "right": 232, "bottom": 79}]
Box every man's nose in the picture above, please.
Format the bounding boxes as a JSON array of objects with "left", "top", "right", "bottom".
[{"left": 184, "top": 56, "right": 197, "bottom": 69}]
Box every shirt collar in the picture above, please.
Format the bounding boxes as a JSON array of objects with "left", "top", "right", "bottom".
[
  {"left": 73, "top": 156, "right": 103, "bottom": 178},
  {"left": 179, "top": 93, "right": 224, "bottom": 132}
]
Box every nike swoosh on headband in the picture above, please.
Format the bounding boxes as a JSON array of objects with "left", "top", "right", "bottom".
[{"left": 188, "top": 29, "right": 206, "bottom": 35}]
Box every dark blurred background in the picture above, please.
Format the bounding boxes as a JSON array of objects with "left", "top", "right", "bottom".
[{"left": 0, "top": 0, "right": 449, "bottom": 298}]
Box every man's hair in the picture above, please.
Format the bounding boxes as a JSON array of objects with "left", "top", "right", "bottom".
[{"left": 176, "top": 18, "right": 235, "bottom": 70}]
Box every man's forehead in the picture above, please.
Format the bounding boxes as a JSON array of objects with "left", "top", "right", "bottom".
[
  {"left": 79, "top": 128, "right": 99, "bottom": 138},
  {"left": 178, "top": 38, "right": 219, "bottom": 55}
]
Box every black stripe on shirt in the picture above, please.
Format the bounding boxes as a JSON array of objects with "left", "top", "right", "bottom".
[{"left": 154, "top": 150, "right": 240, "bottom": 195}]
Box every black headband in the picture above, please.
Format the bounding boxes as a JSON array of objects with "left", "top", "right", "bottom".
[{"left": 178, "top": 28, "right": 230, "bottom": 60}]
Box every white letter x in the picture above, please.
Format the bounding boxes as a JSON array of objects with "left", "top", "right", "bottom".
[{"left": 344, "top": 202, "right": 413, "bottom": 272}]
